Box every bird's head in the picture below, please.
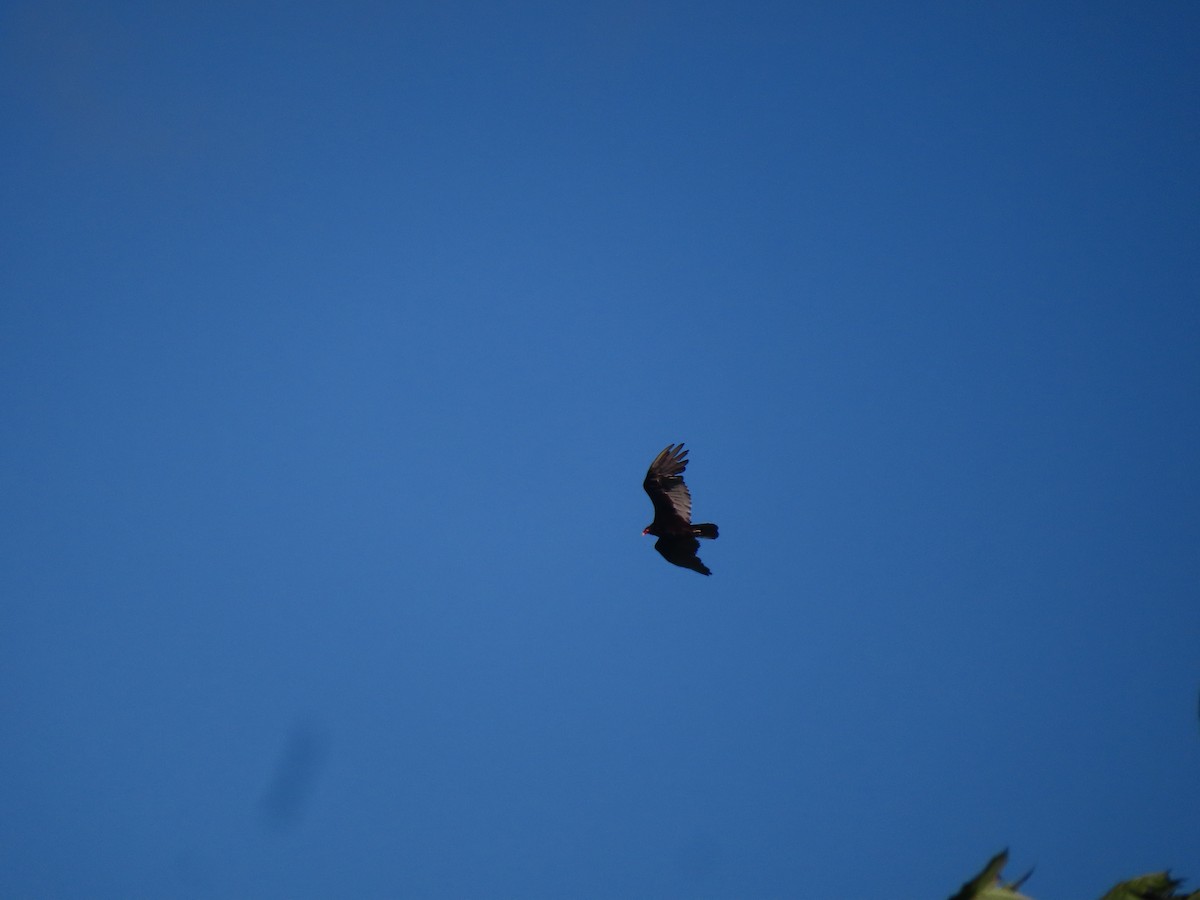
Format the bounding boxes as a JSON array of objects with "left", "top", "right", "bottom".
[{"left": 642, "top": 524, "right": 657, "bottom": 537}]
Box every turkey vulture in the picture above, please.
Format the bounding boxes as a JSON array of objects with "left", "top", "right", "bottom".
[{"left": 643, "top": 443, "right": 719, "bottom": 575}]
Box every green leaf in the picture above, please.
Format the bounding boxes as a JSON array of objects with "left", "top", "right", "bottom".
[
  {"left": 1098, "top": 871, "right": 1200, "bottom": 900},
  {"left": 948, "top": 850, "right": 1036, "bottom": 900}
]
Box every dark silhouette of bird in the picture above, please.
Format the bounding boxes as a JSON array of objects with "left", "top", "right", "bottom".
[{"left": 642, "top": 443, "right": 719, "bottom": 575}]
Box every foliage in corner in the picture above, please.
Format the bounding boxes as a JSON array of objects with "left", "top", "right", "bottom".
[
  {"left": 949, "top": 851, "right": 1198, "bottom": 900},
  {"left": 1098, "top": 872, "right": 1200, "bottom": 900}
]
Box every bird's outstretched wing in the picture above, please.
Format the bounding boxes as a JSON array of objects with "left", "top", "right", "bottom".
[
  {"left": 643, "top": 443, "right": 693, "bottom": 530},
  {"left": 654, "top": 536, "right": 711, "bottom": 576}
]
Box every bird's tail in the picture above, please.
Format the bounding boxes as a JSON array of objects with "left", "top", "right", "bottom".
[{"left": 693, "top": 523, "right": 718, "bottom": 539}]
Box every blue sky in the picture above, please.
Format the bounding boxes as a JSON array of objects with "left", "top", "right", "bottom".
[{"left": 2, "top": 2, "right": 1198, "bottom": 897}]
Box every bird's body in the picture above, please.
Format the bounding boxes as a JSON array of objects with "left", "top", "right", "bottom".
[{"left": 642, "top": 443, "right": 719, "bottom": 575}]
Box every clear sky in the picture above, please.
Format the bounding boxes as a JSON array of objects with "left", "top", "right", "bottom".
[{"left": 2, "top": 3, "right": 1198, "bottom": 898}]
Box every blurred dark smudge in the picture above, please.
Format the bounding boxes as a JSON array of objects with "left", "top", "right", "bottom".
[{"left": 259, "top": 720, "right": 328, "bottom": 832}]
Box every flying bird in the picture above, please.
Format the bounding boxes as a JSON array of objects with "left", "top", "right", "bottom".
[{"left": 643, "top": 443, "right": 719, "bottom": 575}]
